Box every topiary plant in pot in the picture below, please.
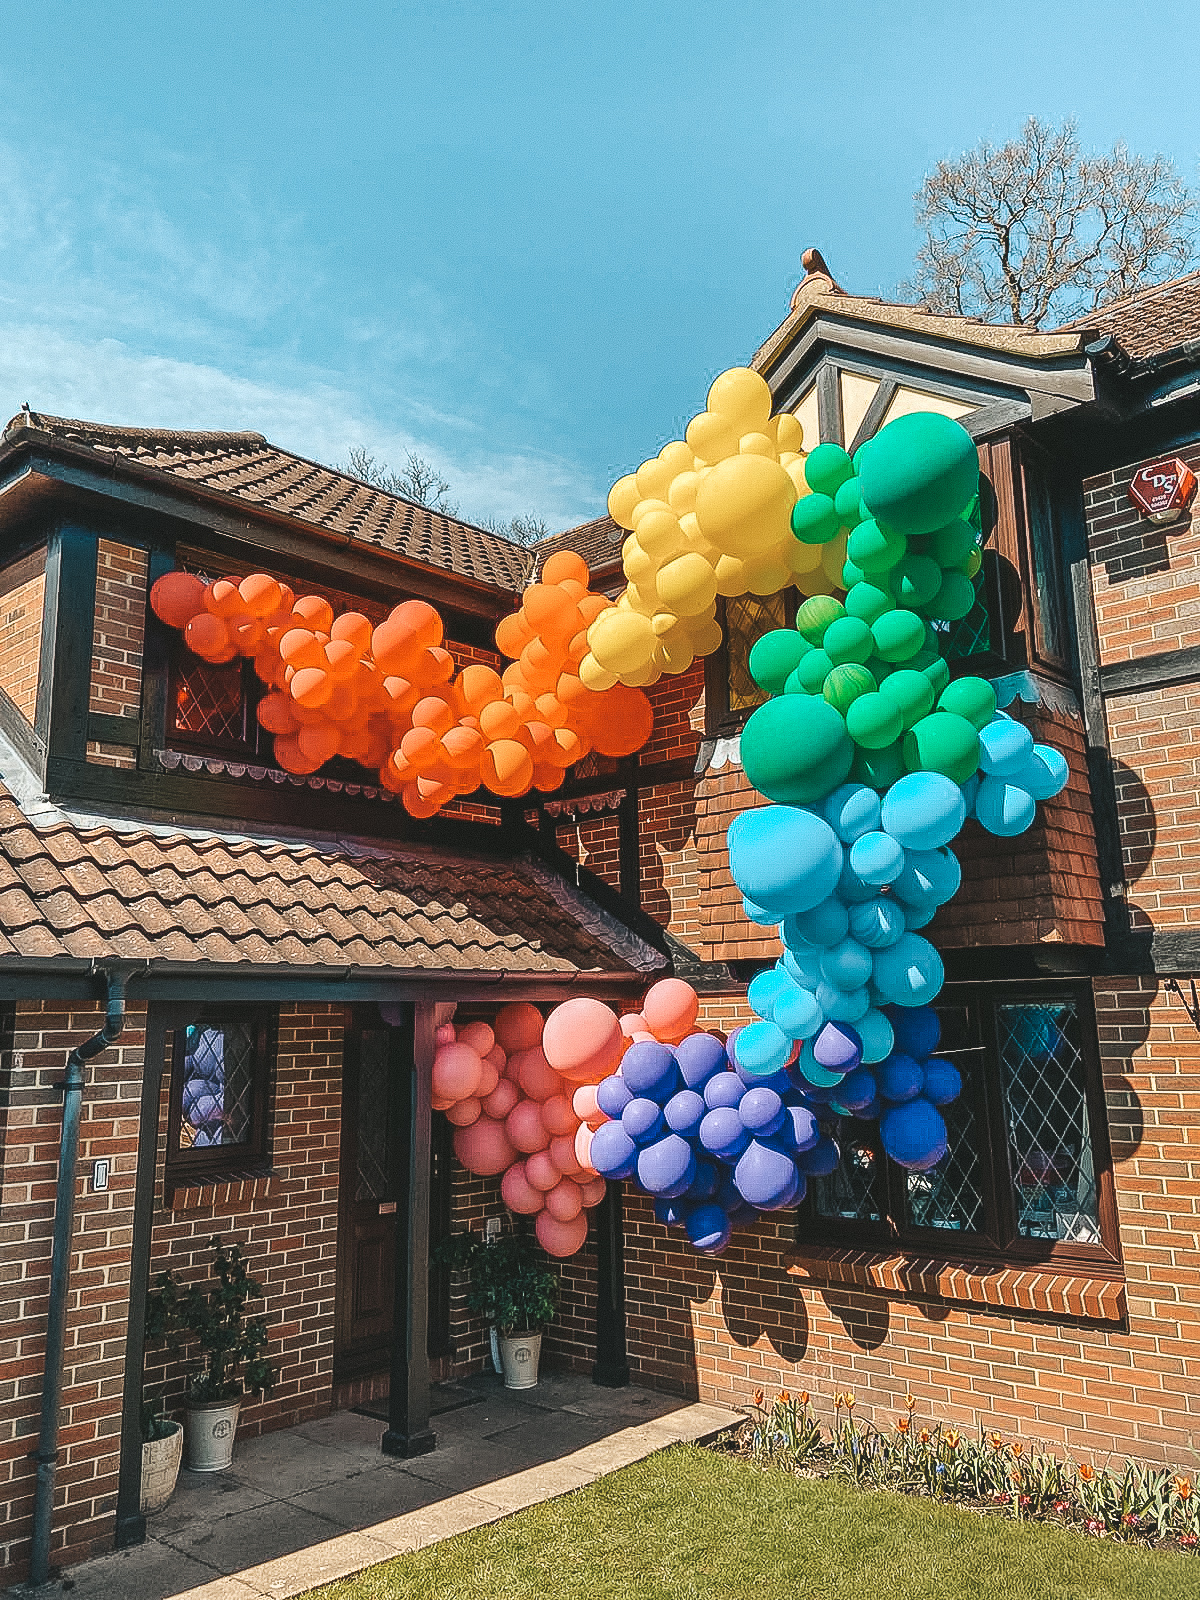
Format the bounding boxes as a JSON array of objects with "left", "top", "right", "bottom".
[
  {"left": 436, "top": 1229, "right": 558, "bottom": 1389},
  {"left": 145, "top": 1236, "right": 277, "bottom": 1472}
]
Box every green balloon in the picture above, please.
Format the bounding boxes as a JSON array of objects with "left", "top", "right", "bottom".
[
  {"left": 903, "top": 711, "right": 980, "bottom": 781},
  {"left": 851, "top": 738, "right": 906, "bottom": 792},
  {"left": 847, "top": 518, "right": 907, "bottom": 575},
  {"left": 833, "top": 475, "right": 864, "bottom": 526},
  {"left": 748, "top": 629, "right": 811, "bottom": 694},
  {"left": 868, "top": 654, "right": 896, "bottom": 684},
  {"left": 871, "top": 609, "right": 925, "bottom": 663},
  {"left": 791, "top": 493, "right": 841, "bottom": 545},
  {"left": 804, "top": 442, "right": 855, "bottom": 499},
  {"left": 822, "top": 616, "right": 875, "bottom": 667},
  {"left": 963, "top": 547, "right": 983, "bottom": 579},
  {"left": 842, "top": 557, "right": 867, "bottom": 589},
  {"left": 938, "top": 675, "right": 996, "bottom": 730},
  {"left": 846, "top": 691, "right": 904, "bottom": 750},
  {"left": 796, "top": 595, "right": 845, "bottom": 645},
  {"left": 741, "top": 695, "right": 853, "bottom": 806},
  {"left": 793, "top": 648, "right": 833, "bottom": 694},
  {"left": 823, "top": 663, "right": 876, "bottom": 715},
  {"left": 857, "top": 412, "right": 980, "bottom": 538},
  {"left": 928, "top": 517, "right": 977, "bottom": 568},
  {"left": 925, "top": 571, "right": 978, "bottom": 621},
  {"left": 878, "top": 668, "right": 935, "bottom": 730},
  {"left": 891, "top": 554, "right": 943, "bottom": 609},
  {"left": 923, "top": 656, "right": 952, "bottom": 698},
  {"left": 844, "top": 581, "right": 894, "bottom": 625}
]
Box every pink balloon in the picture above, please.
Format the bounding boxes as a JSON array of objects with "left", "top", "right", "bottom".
[
  {"left": 541, "top": 1093, "right": 577, "bottom": 1137},
  {"left": 501, "top": 1161, "right": 545, "bottom": 1215},
  {"left": 476, "top": 1059, "right": 500, "bottom": 1098},
  {"left": 620, "top": 1012, "right": 648, "bottom": 1038},
  {"left": 578, "top": 1175, "right": 606, "bottom": 1208},
  {"left": 458, "top": 1020, "right": 495, "bottom": 1056},
  {"left": 506, "top": 1098, "right": 550, "bottom": 1154},
  {"left": 641, "top": 978, "right": 699, "bottom": 1045},
  {"left": 542, "top": 998, "right": 623, "bottom": 1082},
  {"left": 549, "top": 1133, "right": 582, "bottom": 1177},
  {"left": 454, "top": 1116, "right": 516, "bottom": 1176},
  {"left": 571, "top": 1084, "right": 600, "bottom": 1124},
  {"left": 494, "top": 1002, "right": 544, "bottom": 1054},
  {"left": 432, "top": 1043, "right": 483, "bottom": 1102},
  {"left": 484, "top": 1043, "right": 507, "bottom": 1072},
  {"left": 482, "top": 1078, "right": 518, "bottom": 1120},
  {"left": 435, "top": 1023, "right": 457, "bottom": 1045},
  {"left": 574, "top": 1123, "right": 596, "bottom": 1173},
  {"left": 525, "top": 1148, "right": 560, "bottom": 1191},
  {"left": 536, "top": 1209, "right": 589, "bottom": 1258},
  {"left": 513, "top": 1048, "right": 560, "bottom": 1102},
  {"left": 546, "top": 1177, "right": 583, "bottom": 1222},
  {"left": 431, "top": 1093, "right": 456, "bottom": 1113},
  {"left": 445, "top": 1096, "right": 482, "bottom": 1127}
]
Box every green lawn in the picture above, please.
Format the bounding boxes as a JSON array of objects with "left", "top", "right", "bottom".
[{"left": 304, "top": 1444, "right": 1195, "bottom": 1600}]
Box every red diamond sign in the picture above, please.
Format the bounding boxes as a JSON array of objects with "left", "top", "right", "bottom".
[{"left": 1128, "top": 457, "right": 1197, "bottom": 519}]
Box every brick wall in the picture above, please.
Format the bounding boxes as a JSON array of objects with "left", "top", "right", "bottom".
[
  {"left": 89, "top": 541, "right": 147, "bottom": 720},
  {"left": 638, "top": 780, "right": 701, "bottom": 945},
  {"left": 640, "top": 662, "right": 704, "bottom": 767},
  {"left": 555, "top": 812, "right": 621, "bottom": 890},
  {"left": 1104, "top": 684, "right": 1200, "bottom": 928},
  {"left": 0, "top": 557, "right": 46, "bottom": 725}
]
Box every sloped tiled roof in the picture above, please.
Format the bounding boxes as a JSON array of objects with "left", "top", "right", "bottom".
[
  {"left": 1056, "top": 269, "right": 1200, "bottom": 364},
  {"left": 536, "top": 513, "right": 623, "bottom": 577},
  {"left": 2, "top": 412, "right": 534, "bottom": 593},
  {"left": 0, "top": 787, "right": 662, "bottom": 976}
]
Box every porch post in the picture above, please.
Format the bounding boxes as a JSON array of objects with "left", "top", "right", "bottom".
[
  {"left": 592, "top": 1179, "right": 630, "bottom": 1387},
  {"left": 382, "top": 1002, "right": 436, "bottom": 1457}
]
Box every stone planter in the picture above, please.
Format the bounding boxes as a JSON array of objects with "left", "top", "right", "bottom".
[
  {"left": 140, "top": 1421, "right": 183, "bottom": 1514},
  {"left": 185, "top": 1397, "right": 243, "bottom": 1472},
  {"left": 498, "top": 1331, "right": 542, "bottom": 1390}
]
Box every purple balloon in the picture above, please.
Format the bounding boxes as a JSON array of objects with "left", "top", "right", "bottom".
[
  {"left": 704, "top": 1070, "right": 746, "bottom": 1110},
  {"left": 876, "top": 1054, "right": 924, "bottom": 1104},
  {"left": 675, "top": 1032, "right": 730, "bottom": 1090},
  {"left": 699, "top": 1106, "right": 751, "bottom": 1161},
  {"left": 622, "top": 1042, "right": 679, "bottom": 1100},
  {"left": 812, "top": 1022, "right": 862, "bottom": 1074},
  {"left": 637, "top": 1133, "right": 697, "bottom": 1197},
  {"left": 739, "top": 1086, "right": 785, "bottom": 1137},
  {"left": 589, "top": 1120, "right": 638, "bottom": 1180},
  {"left": 881, "top": 1097, "right": 948, "bottom": 1171},
  {"left": 665, "top": 1088, "right": 706, "bottom": 1138},
  {"left": 796, "top": 1134, "right": 840, "bottom": 1177},
  {"left": 622, "top": 1097, "right": 666, "bottom": 1144},
  {"left": 733, "top": 1140, "right": 798, "bottom": 1209},
  {"left": 780, "top": 1101, "right": 820, "bottom": 1152},
  {"left": 596, "top": 1074, "right": 633, "bottom": 1119}
]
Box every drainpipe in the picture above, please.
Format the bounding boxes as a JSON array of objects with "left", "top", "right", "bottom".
[{"left": 29, "top": 970, "right": 128, "bottom": 1589}]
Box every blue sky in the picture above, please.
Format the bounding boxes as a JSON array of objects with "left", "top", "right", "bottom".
[{"left": 1, "top": 1, "right": 1197, "bottom": 530}]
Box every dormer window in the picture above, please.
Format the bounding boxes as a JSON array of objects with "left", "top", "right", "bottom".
[{"left": 168, "top": 644, "right": 263, "bottom": 759}]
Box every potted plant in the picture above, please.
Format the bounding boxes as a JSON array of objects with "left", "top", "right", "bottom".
[
  {"left": 139, "top": 1394, "right": 183, "bottom": 1514},
  {"left": 145, "top": 1237, "right": 277, "bottom": 1472},
  {"left": 436, "top": 1229, "right": 558, "bottom": 1390}
]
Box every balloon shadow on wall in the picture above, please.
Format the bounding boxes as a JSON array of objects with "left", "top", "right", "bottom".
[
  {"left": 714, "top": 1215, "right": 811, "bottom": 1367},
  {"left": 637, "top": 784, "right": 699, "bottom": 935}
]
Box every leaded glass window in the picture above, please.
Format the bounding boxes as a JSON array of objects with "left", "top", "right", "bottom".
[
  {"left": 722, "top": 591, "right": 791, "bottom": 718},
  {"left": 167, "top": 1008, "right": 274, "bottom": 1185}
]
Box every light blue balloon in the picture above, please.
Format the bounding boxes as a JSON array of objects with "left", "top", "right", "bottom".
[
  {"left": 975, "top": 776, "right": 1037, "bottom": 837},
  {"left": 871, "top": 932, "right": 945, "bottom": 1007},
  {"left": 1015, "top": 744, "right": 1069, "bottom": 801},
  {"left": 823, "top": 782, "right": 881, "bottom": 844},
  {"left": 902, "top": 900, "right": 938, "bottom": 930},
  {"left": 848, "top": 897, "right": 906, "bottom": 950},
  {"left": 773, "top": 983, "right": 823, "bottom": 1040},
  {"left": 880, "top": 772, "right": 967, "bottom": 851},
  {"left": 960, "top": 772, "right": 981, "bottom": 814},
  {"left": 728, "top": 805, "right": 844, "bottom": 918},
  {"left": 816, "top": 980, "right": 870, "bottom": 1023},
  {"left": 978, "top": 718, "right": 1034, "bottom": 777},
  {"left": 781, "top": 945, "right": 823, "bottom": 989},
  {"left": 892, "top": 847, "right": 961, "bottom": 908},
  {"left": 747, "top": 967, "right": 792, "bottom": 1022},
  {"left": 849, "top": 830, "right": 906, "bottom": 886},
  {"left": 820, "top": 936, "right": 874, "bottom": 990},
  {"left": 742, "top": 897, "right": 778, "bottom": 924},
  {"left": 855, "top": 1007, "right": 895, "bottom": 1064},
  {"left": 837, "top": 858, "right": 881, "bottom": 904},
  {"left": 734, "top": 1020, "right": 794, "bottom": 1079},
  {"left": 782, "top": 897, "right": 851, "bottom": 948}
]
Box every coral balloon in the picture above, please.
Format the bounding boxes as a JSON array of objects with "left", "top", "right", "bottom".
[
  {"left": 432, "top": 1044, "right": 484, "bottom": 1102},
  {"left": 501, "top": 1162, "right": 546, "bottom": 1215},
  {"left": 574, "top": 1123, "right": 596, "bottom": 1172},
  {"left": 642, "top": 979, "right": 700, "bottom": 1044},
  {"left": 546, "top": 1178, "right": 583, "bottom": 1222},
  {"left": 482, "top": 1078, "right": 519, "bottom": 1120},
  {"left": 458, "top": 1021, "right": 495, "bottom": 1056},
  {"left": 541, "top": 1093, "right": 577, "bottom": 1137},
  {"left": 536, "top": 1210, "right": 589, "bottom": 1258},
  {"left": 184, "top": 612, "right": 231, "bottom": 660},
  {"left": 494, "top": 1003, "right": 545, "bottom": 1054},
  {"left": 506, "top": 1098, "right": 551, "bottom": 1154},
  {"left": 542, "top": 998, "right": 623, "bottom": 1081},
  {"left": 445, "top": 1096, "right": 482, "bottom": 1127},
  {"left": 525, "top": 1148, "right": 561, "bottom": 1191},
  {"left": 578, "top": 1175, "right": 606, "bottom": 1208},
  {"left": 513, "top": 1048, "right": 560, "bottom": 1102},
  {"left": 151, "top": 571, "right": 207, "bottom": 628},
  {"left": 453, "top": 1116, "right": 516, "bottom": 1176},
  {"left": 571, "top": 1084, "right": 602, "bottom": 1125},
  {"left": 549, "top": 1132, "right": 583, "bottom": 1176}
]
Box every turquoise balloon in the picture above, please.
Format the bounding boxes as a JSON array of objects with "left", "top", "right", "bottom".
[
  {"left": 850, "top": 831, "right": 906, "bottom": 886},
  {"left": 749, "top": 629, "right": 811, "bottom": 694},
  {"left": 728, "top": 803, "right": 845, "bottom": 915},
  {"left": 1014, "top": 744, "right": 1070, "bottom": 801},
  {"left": 823, "top": 782, "right": 881, "bottom": 843},
  {"left": 804, "top": 442, "right": 855, "bottom": 498},
  {"left": 848, "top": 898, "right": 907, "bottom": 951},
  {"left": 978, "top": 718, "right": 1034, "bottom": 777},
  {"left": 858, "top": 412, "right": 979, "bottom": 537},
  {"left": 796, "top": 594, "right": 845, "bottom": 645},
  {"left": 792, "top": 493, "right": 841, "bottom": 545},
  {"left": 783, "top": 896, "right": 851, "bottom": 948},
  {"left": 820, "top": 936, "right": 874, "bottom": 990},
  {"left": 871, "top": 932, "right": 945, "bottom": 1007},
  {"left": 748, "top": 967, "right": 792, "bottom": 1021},
  {"left": 774, "top": 984, "right": 823, "bottom": 1040},
  {"left": 740, "top": 696, "right": 853, "bottom": 806},
  {"left": 834, "top": 475, "right": 865, "bottom": 526},
  {"left": 847, "top": 518, "right": 907, "bottom": 574}
]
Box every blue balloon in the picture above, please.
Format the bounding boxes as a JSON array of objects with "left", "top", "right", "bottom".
[
  {"left": 875, "top": 1053, "right": 924, "bottom": 1103},
  {"left": 848, "top": 897, "right": 906, "bottom": 950},
  {"left": 622, "top": 1096, "right": 666, "bottom": 1144},
  {"left": 686, "top": 1202, "right": 732, "bottom": 1254},
  {"left": 824, "top": 782, "right": 882, "bottom": 843},
  {"left": 796, "top": 1134, "right": 840, "bottom": 1177},
  {"left": 699, "top": 1106, "right": 751, "bottom": 1160},
  {"left": 637, "top": 1133, "right": 696, "bottom": 1197},
  {"left": 728, "top": 805, "right": 844, "bottom": 918},
  {"left": 871, "top": 933, "right": 945, "bottom": 1007},
  {"left": 888, "top": 1004, "right": 940, "bottom": 1058},
  {"left": 734, "top": 1020, "right": 793, "bottom": 1080},
  {"left": 978, "top": 717, "right": 1034, "bottom": 777},
  {"left": 664, "top": 1088, "right": 706, "bottom": 1137},
  {"left": 653, "top": 1197, "right": 688, "bottom": 1227},
  {"left": 773, "top": 982, "right": 823, "bottom": 1041},
  {"left": 921, "top": 1059, "right": 962, "bottom": 1106},
  {"left": 781, "top": 945, "right": 823, "bottom": 988},
  {"left": 675, "top": 1032, "right": 728, "bottom": 1090},
  {"left": 892, "top": 847, "right": 961, "bottom": 908},
  {"left": 855, "top": 1007, "right": 895, "bottom": 1064},
  {"left": 687, "top": 1156, "right": 721, "bottom": 1200},
  {"left": 820, "top": 937, "right": 874, "bottom": 991},
  {"left": 835, "top": 1067, "right": 877, "bottom": 1111},
  {"left": 734, "top": 1139, "right": 798, "bottom": 1208},
  {"left": 880, "top": 1098, "right": 948, "bottom": 1171},
  {"left": 975, "top": 776, "right": 1037, "bottom": 837},
  {"left": 739, "top": 1086, "right": 785, "bottom": 1137},
  {"left": 780, "top": 1101, "right": 820, "bottom": 1152},
  {"left": 783, "top": 897, "right": 851, "bottom": 948},
  {"left": 703, "top": 1070, "right": 745, "bottom": 1110},
  {"left": 880, "top": 772, "right": 967, "bottom": 851},
  {"left": 589, "top": 1120, "right": 638, "bottom": 1179},
  {"left": 850, "top": 830, "right": 906, "bottom": 886},
  {"left": 748, "top": 967, "right": 792, "bottom": 1021},
  {"left": 621, "top": 1041, "right": 679, "bottom": 1100},
  {"left": 816, "top": 981, "right": 870, "bottom": 1023},
  {"left": 836, "top": 857, "right": 881, "bottom": 904},
  {"left": 1015, "top": 744, "right": 1069, "bottom": 801},
  {"left": 595, "top": 1073, "right": 633, "bottom": 1120}
]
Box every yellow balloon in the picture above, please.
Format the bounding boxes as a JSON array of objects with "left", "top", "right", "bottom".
[
  {"left": 635, "top": 456, "right": 675, "bottom": 503},
  {"left": 677, "top": 511, "right": 717, "bottom": 558},
  {"left": 659, "top": 634, "right": 695, "bottom": 675},
  {"left": 588, "top": 607, "right": 657, "bottom": 675},
  {"left": 821, "top": 532, "right": 848, "bottom": 587},
  {"left": 667, "top": 469, "right": 703, "bottom": 516},
  {"left": 739, "top": 431, "right": 777, "bottom": 458},
  {"left": 773, "top": 412, "right": 805, "bottom": 454},
  {"left": 788, "top": 536, "right": 824, "bottom": 576},
  {"left": 685, "top": 410, "right": 740, "bottom": 465},
  {"left": 607, "top": 473, "right": 641, "bottom": 530},
  {"left": 656, "top": 552, "right": 718, "bottom": 617},
  {"left": 713, "top": 553, "right": 749, "bottom": 597},
  {"left": 744, "top": 551, "right": 792, "bottom": 596},
  {"left": 657, "top": 439, "right": 694, "bottom": 479},
  {"left": 688, "top": 616, "right": 725, "bottom": 657},
  {"left": 623, "top": 658, "right": 661, "bottom": 688},
  {"left": 626, "top": 582, "right": 657, "bottom": 616},
  {"left": 579, "top": 653, "right": 619, "bottom": 692},
  {"left": 652, "top": 610, "right": 678, "bottom": 637},
  {"left": 778, "top": 450, "right": 801, "bottom": 468},
  {"left": 622, "top": 538, "right": 655, "bottom": 586},
  {"left": 785, "top": 457, "right": 810, "bottom": 496},
  {"left": 706, "top": 367, "right": 773, "bottom": 434},
  {"left": 635, "top": 507, "right": 686, "bottom": 560},
  {"left": 693, "top": 453, "right": 797, "bottom": 556},
  {"left": 631, "top": 495, "right": 672, "bottom": 527},
  {"left": 798, "top": 566, "right": 835, "bottom": 598}
]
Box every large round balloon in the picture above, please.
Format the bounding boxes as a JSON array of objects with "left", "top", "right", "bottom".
[{"left": 858, "top": 413, "right": 978, "bottom": 538}]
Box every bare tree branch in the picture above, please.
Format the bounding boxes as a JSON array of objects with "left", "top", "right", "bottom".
[
  {"left": 339, "top": 446, "right": 458, "bottom": 515},
  {"left": 904, "top": 117, "right": 1197, "bottom": 326},
  {"left": 477, "top": 513, "right": 549, "bottom": 548}
]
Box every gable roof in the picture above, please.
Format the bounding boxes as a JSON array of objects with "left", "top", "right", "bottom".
[
  {"left": 1, "top": 411, "right": 535, "bottom": 593},
  {"left": 0, "top": 783, "right": 663, "bottom": 979},
  {"left": 535, "top": 513, "right": 623, "bottom": 578},
  {"left": 1056, "top": 268, "right": 1200, "bottom": 364}
]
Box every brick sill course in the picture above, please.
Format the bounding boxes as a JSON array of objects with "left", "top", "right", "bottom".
[
  {"left": 786, "top": 1244, "right": 1126, "bottom": 1325},
  {"left": 165, "top": 1167, "right": 278, "bottom": 1211}
]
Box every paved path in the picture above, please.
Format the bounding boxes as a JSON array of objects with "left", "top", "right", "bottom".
[{"left": 39, "top": 1374, "right": 738, "bottom": 1600}]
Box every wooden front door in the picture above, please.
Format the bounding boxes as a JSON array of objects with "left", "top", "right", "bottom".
[{"left": 334, "top": 1008, "right": 408, "bottom": 1379}]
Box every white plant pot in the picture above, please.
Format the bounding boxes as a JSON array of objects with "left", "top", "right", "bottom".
[
  {"left": 140, "top": 1421, "right": 183, "bottom": 1513},
  {"left": 498, "top": 1331, "right": 542, "bottom": 1390},
  {"left": 185, "top": 1397, "right": 243, "bottom": 1472}
]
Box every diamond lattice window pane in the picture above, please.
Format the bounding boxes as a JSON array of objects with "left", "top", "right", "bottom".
[
  {"left": 726, "top": 591, "right": 789, "bottom": 712},
  {"left": 814, "top": 1130, "right": 882, "bottom": 1223},
  {"left": 356, "top": 1031, "right": 393, "bottom": 1201},
  {"left": 934, "top": 585, "right": 991, "bottom": 661},
  {"left": 997, "top": 1001, "right": 1100, "bottom": 1244},
  {"left": 179, "top": 1024, "right": 256, "bottom": 1150},
  {"left": 173, "top": 657, "right": 248, "bottom": 743},
  {"left": 905, "top": 1001, "right": 987, "bottom": 1233}
]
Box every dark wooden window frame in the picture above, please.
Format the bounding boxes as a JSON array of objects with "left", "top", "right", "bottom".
[
  {"left": 164, "top": 1004, "right": 276, "bottom": 1190},
  {"left": 704, "top": 590, "right": 797, "bottom": 737},
  {"left": 800, "top": 979, "right": 1121, "bottom": 1275},
  {"left": 166, "top": 641, "right": 265, "bottom": 759}
]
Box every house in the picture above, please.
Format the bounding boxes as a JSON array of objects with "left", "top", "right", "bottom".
[{"left": 2, "top": 259, "right": 1200, "bottom": 1582}]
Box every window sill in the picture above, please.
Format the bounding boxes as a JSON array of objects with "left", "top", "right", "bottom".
[
  {"left": 785, "top": 1243, "right": 1126, "bottom": 1325},
  {"left": 165, "top": 1165, "right": 278, "bottom": 1212}
]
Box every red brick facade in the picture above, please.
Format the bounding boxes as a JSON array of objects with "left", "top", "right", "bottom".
[
  {"left": 0, "top": 555, "right": 45, "bottom": 727},
  {"left": 88, "top": 541, "right": 147, "bottom": 722}
]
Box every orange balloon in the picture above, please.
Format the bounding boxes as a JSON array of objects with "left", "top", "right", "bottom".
[
  {"left": 479, "top": 700, "right": 521, "bottom": 741},
  {"left": 280, "top": 628, "right": 324, "bottom": 670},
  {"left": 373, "top": 600, "right": 444, "bottom": 675},
  {"left": 553, "top": 727, "right": 583, "bottom": 766},
  {"left": 204, "top": 578, "right": 248, "bottom": 619},
  {"left": 297, "top": 722, "right": 341, "bottom": 765},
  {"left": 412, "top": 696, "right": 455, "bottom": 736},
  {"left": 578, "top": 1175, "right": 606, "bottom": 1208},
  {"left": 416, "top": 774, "right": 455, "bottom": 809},
  {"left": 324, "top": 638, "right": 360, "bottom": 679},
  {"left": 400, "top": 725, "right": 443, "bottom": 772},
  {"left": 459, "top": 663, "right": 505, "bottom": 713},
  {"left": 579, "top": 593, "right": 612, "bottom": 625},
  {"left": 292, "top": 594, "right": 335, "bottom": 633},
  {"left": 424, "top": 646, "right": 456, "bottom": 687},
  {"left": 590, "top": 685, "right": 654, "bottom": 758},
  {"left": 541, "top": 551, "right": 589, "bottom": 587},
  {"left": 323, "top": 682, "right": 359, "bottom": 724},
  {"left": 330, "top": 611, "right": 373, "bottom": 653},
  {"left": 442, "top": 723, "right": 485, "bottom": 770},
  {"left": 239, "top": 574, "right": 283, "bottom": 617},
  {"left": 523, "top": 584, "right": 579, "bottom": 642},
  {"left": 151, "top": 571, "right": 207, "bottom": 628},
  {"left": 230, "top": 616, "right": 265, "bottom": 655},
  {"left": 257, "top": 692, "right": 299, "bottom": 735},
  {"left": 290, "top": 667, "right": 333, "bottom": 709},
  {"left": 184, "top": 612, "right": 231, "bottom": 659},
  {"left": 480, "top": 739, "right": 533, "bottom": 796},
  {"left": 381, "top": 675, "right": 419, "bottom": 722},
  {"left": 401, "top": 782, "right": 440, "bottom": 818},
  {"left": 558, "top": 578, "right": 588, "bottom": 602},
  {"left": 495, "top": 611, "right": 534, "bottom": 659},
  {"left": 534, "top": 693, "right": 567, "bottom": 729},
  {"left": 273, "top": 733, "right": 323, "bottom": 775},
  {"left": 520, "top": 637, "right": 564, "bottom": 692},
  {"left": 543, "top": 998, "right": 623, "bottom": 1080},
  {"left": 641, "top": 978, "right": 700, "bottom": 1044}
]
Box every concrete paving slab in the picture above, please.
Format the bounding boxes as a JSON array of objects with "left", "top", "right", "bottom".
[
  {"left": 235, "top": 1530, "right": 398, "bottom": 1598},
  {"left": 146, "top": 1471, "right": 275, "bottom": 1536},
  {"left": 47, "top": 1539, "right": 228, "bottom": 1600},
  {"left": 158, "top": 1500, "right": 345, "bottom": 1576},
  {"left": 287, "top": 1465, "right": 444, "bottom": 1530},
  {"left": 220, "top": 1431, "right": 365, "bottom": 1496}
]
